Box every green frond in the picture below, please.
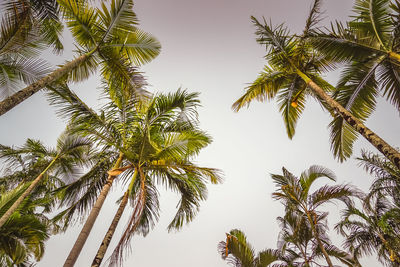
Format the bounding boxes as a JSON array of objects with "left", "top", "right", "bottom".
[
  {"left": 308, "top": 21, "right": 385, "bottom": 63},
  {"left": 309, "top": 184, "right": 355, "bottom": 208},
  {"left": 329, "top": 58, "right": 379, "bottom": 161},
  {"left": 299, "top": 165, "right": 336, "bottom": 196},
  {"left": 277, "top": 77, "right": 307, "bottom": 139},
  {"left": 377, "top": 60, "right": 400, "bottom": 112},
  {"left": 218, "top": 229, "right": 256, "bottom": 267},
  {"left": 351, "top": 0, "right": 392, "bottom": 49},
  {"left": 58, "top": 0, "right": 99, "bottom": 48},
  {"left": 97, "top": 0, "right": 138, "bottom": 43},
  {"left": 232, "top": 67, "right": 286, "bottom": 111},
  {"left": 0, "top": 56, "right": 50, "bottom": 99},
  {"left": 101, "top": 29, "right": 161, "bottom": 66}
]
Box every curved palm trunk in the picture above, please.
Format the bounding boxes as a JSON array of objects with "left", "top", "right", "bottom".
[
  {"left": 91, "top": 191, "right": 129, "bottom": 267},
  {"left": 0, "top": 156, "right": 58, "bottom": 228},
  {"left": 377, "top": 231, "right": 400, "bottom": 264},
  {"left": 63, "top": 152, "right": 124, "bottom": 267},
  {"left": 91, "top": 170, "right": 138, "bottom": 267},
  {"left": 0, "top": 51, "right": 93, "bottom": 116},
  {"left": 296, "top": 70, "right": 400, "bottom": 170},
  {"left": 305, "top": 211, "right": 333, "bottom": 267}
]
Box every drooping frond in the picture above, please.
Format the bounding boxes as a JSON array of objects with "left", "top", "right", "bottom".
[{"left": 232, "top": 68, "right": 286, "bottom": 111}]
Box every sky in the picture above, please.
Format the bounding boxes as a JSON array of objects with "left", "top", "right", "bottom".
[{"left": 1, "top": 0, "right": 400, "bottom": 266}]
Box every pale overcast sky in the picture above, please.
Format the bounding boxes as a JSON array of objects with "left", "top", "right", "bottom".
[{"left": 1, "top": 0, "right": 399, "bottom": 266}]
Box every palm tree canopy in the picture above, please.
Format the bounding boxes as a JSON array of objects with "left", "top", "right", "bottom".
[
  {"left": 0, "top": 185, "right": 54, "bottom": 266},
  {"left": 218, "top": 229, "right": 281, "bottom": 267},
  {"left": 307, "top": 0, "right": 400, "bottom": 161},
  {"left": 47, "top": 83, "right": 222, "bottom": 266}
]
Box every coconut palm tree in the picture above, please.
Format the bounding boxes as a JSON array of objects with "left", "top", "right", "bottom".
[
  {"left": 271, "top": 165, "right": 357, "bottom": 267},
  {"left": 336, "top": 197, "right": 400, "bottom": 265},
  {"left": 0, "top": 133, "right": 91, "bottom": 228},
  {"left": 46, "top": 81, "right": 221, "bottom": 266},
  {"left": 306, "top": 0, "right": 400, "bottom": 161},
  {"left": 0, "top": 0, "right": 58, "bottom": 101},
  {"left": 218, "top": 229, "right": 282, "bottom": 267},
  {"left": 0, "top": 185, "right": 54, "bottom": 266},
  {"left": 232, "top": 0, "right": 400, "bottom": 169},
  {"left": 88, "top": 91, "right": 221, "bottom": 267},
  {"left": 0, "top": 0, "right": 161, "bottom": 116}
]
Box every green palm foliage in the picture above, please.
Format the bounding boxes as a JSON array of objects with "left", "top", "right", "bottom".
[
  {"left": 271, "top": 165, "right": 357, "bottom": 267},
  {"left": 47, "top": 83, "right": 221, "bottom": 266},
  {"left": 218, "top": 229, "right": 282, "bottom": 267},
  {"left": 232, "top": 0, "right": 400, "bottom": 168},
  {"left": 335, "top": 150, "right": 400, "bottom": 265},
  {"left": 0, "top": 1, "right": 56, "bottom": 99},
  {"left": 336, "top": 197, "right": 400, "bottom": 265},
  {"left": 359, "top": 150, "right": 400, "bottom": 208},
  {"left": 308, "top": 0, "right": 400, "bottom": 161},
  {"left": 0, "top": 0, "right": 161, "bottom": 116},
  {"left": 0, "top": 185, "right": 53, "bottom": 266},
  {"left": 233, "top": 0, "right": 333, "bottom": 139},
  {"left": 0, "top": 133, "right": 91, "bottom": 228},
  {"left": 276, "top": 212, "right": 325, "bottom": 267}
]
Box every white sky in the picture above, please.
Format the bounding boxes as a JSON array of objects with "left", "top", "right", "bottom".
[{"left": 1, "top": 0, "right": 400, "bottom": 266}]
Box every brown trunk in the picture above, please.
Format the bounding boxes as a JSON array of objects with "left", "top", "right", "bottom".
[
  {"left": 91, "top": 191, "right": 130, "bottom": 267},
  {"left": 0, "top": 53, "right": 89, "bottom": 116},
  {"left": 0, "top": 156, "right": 58, "bottom": 228},
  {"left": 377, "top": 232, "right": 400, "bottom": 263},
  {"left": 91, "top": 169, "right": 138, "bottom": 267},
  {"left": 297, "top": 70, "right": 400, "bottom": 169},
  {"left": 63, "top": 152, "right": 124, "bottom": 267},
  {"left": 305, "top": 212, "right": 333, "bottom": 267}
]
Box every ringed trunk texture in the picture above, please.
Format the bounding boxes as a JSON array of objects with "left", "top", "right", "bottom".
[
  {"left": 0, "top": 53, "right": 89, "bottom": 116},
  {"left": 0, "top": 157, "right": 57, "bottom": 228},
  {"left": 91, "top": 191, "right": 130, "bottom": 267},
  {"left": 63, "top": 153, "right": 124, "bottom": 267},
  {"left": 300, "top": 72, "right": 400, "bottom": 169}
]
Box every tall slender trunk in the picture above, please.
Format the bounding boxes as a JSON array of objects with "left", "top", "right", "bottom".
[
  {"left": 296, "top": 70, "right": 400, "bottom": 169},
  {"left": 0, "top": 156, "right": 58, "bottom": 228},
  {"left": 91, "top": 191, "right": 129, "bottom": 267},
  {"left": 63, "top": 152, "right": 124, "bottom": 267},
  {"left": 305, "top": 211, "right": 333, "bottom": 267},
  {"left": 0, "top": 51, "right": 93, "bottom": 116},
  {"left": 91, "top": 170, "right": 138, "bottom": 267}
]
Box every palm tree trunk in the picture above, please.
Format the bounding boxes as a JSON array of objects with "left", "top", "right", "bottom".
[
  {"left": 63, "top": 152, "right": 124, "bottom": 267},
  {"left": 377, "top": 232, "right": 400, "bottom": 263},
  {"left": 91, "top": 170, "right": 138, "bottom": 267},
  {"left": 296, "top": 70, "right": 400, "bottom": 170},
  {"left": 305, "top": 211, "right": 333, "bottom": 267},
  {"left": 0, "top": 51, "right": 93, "bottom": 116},
  {"left": 0, "top": 156, "right": 58, "bottom": 228},
  {"left": 91, "top": 191, "right": 129, "bottom": 267}
]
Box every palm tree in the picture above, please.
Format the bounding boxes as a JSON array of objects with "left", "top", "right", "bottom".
[
  {"left": 232, "top": 0, "right": 400, "bottom": 169},
  {"left": 218, "top": 229, "right": 282, "bottom": 267},
  {"left": 0, "top": 185, "right": 53, "bottom": 266},
  {"left": 271, "top": 165, "right": 357, "bottom": 267},
  {"left": 0, "top": 133, "right": 91, "bottom": 228},
  {"left": 358, "top": 150, "right": 400, "bottom": 208},
  {"left": 0, "top": 0, "right": 161, "bottom": 116},
  {"left": 46, "top": 82, "right": 221, "bottom": 266},
  {"left": 0, "top": 0, "right": 59, "bottom": 101},
  {"left": 335, "top": 150, "right": 400, "bottom": 265},
  {"left": 336, "top": 197, "right": 400, "bottom": 265},
  {"left": 306, "top": 0, "right": 400, "bottom": 161},
  {"left": 88, "top": 91, "right": 221, "bottom": 267}
]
